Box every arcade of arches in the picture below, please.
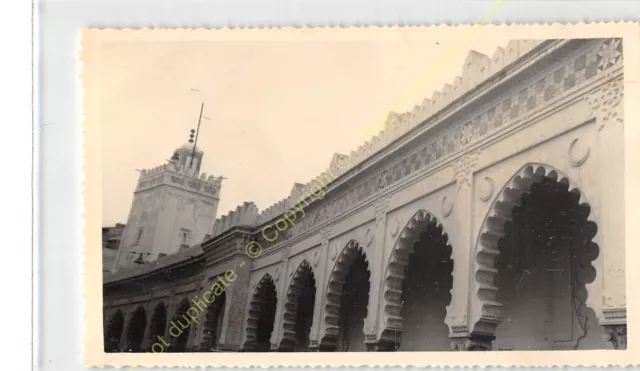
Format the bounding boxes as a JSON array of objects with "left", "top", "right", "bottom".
[{"left": 103, "top": 38, "right": 627, "bottom": 353}]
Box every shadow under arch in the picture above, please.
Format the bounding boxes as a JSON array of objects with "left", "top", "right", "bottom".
[
  {"left": 148, "top": 302, "right": 167, "bottom": 350},
  {"left": 104, "top": 310, "right": 125, "bottom": 352},
  {"left": 319, "top": 239, "right": 371, "bottom": 351},
  {"left": 380, "top": 209, "right": 453, "bottom": 350},
  {"left": 171, "top": 298, "right": 192, "bottom": 352},
  {"left": 278, "top": 259, "right": 316, "bottom": 351},
  {"left": 200, "top": 289, "right": 226, "bottom": 351},
  {"left": 471, "top": 163, "right": 600, "bottom": 348},
  {"left": 243, "top": 273, "right": 277, "bottom": 352},
  {"left": 125, "top": 306, "right": 147, "bottom": 352}
]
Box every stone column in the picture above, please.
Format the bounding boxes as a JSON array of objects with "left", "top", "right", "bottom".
[
  {"left": 118, "top": 308, "right": 132, "bottom": 351},
  {"left": 586, "top": 71, "right": 626, "bottom": 339},
  {"left": 308, "top": 227, "right": 332, "bottom": 352},
  {"left": 140, "top": 302, "right": 154, "bottom": 351},
  {"left": 271, "top": 246, "right": 292, "bottom": 351},
  {"left": 163, "top": 297, "right": 177, "bottom": 350},
  {"left": 448, "top": 151, "right": 482, "bottom": 349},
  {"left": 218, "top": 249, "right": 251, "bottom": 351},
  {"left": 363, "top": 196, "right": 391, "bottom": 350},
  {"left": 190, "top": 276, "right": 213, "bottom": 351}
]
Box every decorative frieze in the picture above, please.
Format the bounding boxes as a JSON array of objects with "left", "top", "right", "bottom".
[{"left": 290, "top": 40, "right": 618, "bottom": 238}]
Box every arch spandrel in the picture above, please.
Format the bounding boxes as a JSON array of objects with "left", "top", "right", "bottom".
[{"left": 470, "top": 163, "right": 602, "bottom": 341}]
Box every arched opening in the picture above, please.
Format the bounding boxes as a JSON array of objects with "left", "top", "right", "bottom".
[
  {"left": 125, "top": 307, "right": 147, "bottom": 352},
  {"left": 390, "top": 212, "right": 453, "bottom": 351},
  {"left": 171, "top": 299, "right": 192, "bottom": 352},
  {"left": 200, "top": 291, "right": 226, "bottom": 351},
  {"left": 104, "top": 310, "right": 124, "bottom": 352},
  {"left": 321, "top": 240, "right": 370, "bottom": 352},
  {"left": 244, "top": 274, "right": 278, "bottom": 352},
  {"left": 280, "top": 260, "right": 316, "bottom": 351},
  {"left": 474, "top": 165, "right": 605, "bottom": 350},
  {"left": 148, "top": 303, "right": 167, "bottom": 348}
]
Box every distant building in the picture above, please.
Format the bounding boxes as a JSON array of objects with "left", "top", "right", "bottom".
[{"left": 102, "top": 223, "right": 125, "bottom": 273}]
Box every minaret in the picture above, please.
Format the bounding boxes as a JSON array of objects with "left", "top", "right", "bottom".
[
  {"left": 112, "top": 143, "right": 223, "bottom": 271},
  {"left": 112, "top": 114, "right": 224, "bottom": 271}
]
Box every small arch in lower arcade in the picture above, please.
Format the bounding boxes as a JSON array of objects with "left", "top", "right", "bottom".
[
  {"left": 104, "top": 310, "right": 124, "bottom": 352},
  {"left": 148, "top": 303, "right": 167, "bottom": 350},
  {"left": 200, "top": 290, "right": 227, "bottom": 351},
  {"left": 169, "top": 299, "right": 193, "bottom": 352},
  {"left": 125, "top": 306, "right": 147, "bottom": 352}
]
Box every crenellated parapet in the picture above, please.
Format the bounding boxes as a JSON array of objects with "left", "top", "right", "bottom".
[
  {"left": 332, "top": 40, "right": 544, "bottom": 175},
  {"left": 211, "top": 202, "right": 260, "bottom": 238},
  {"left": 136, "top": 162, "right": 223, "bottom": 198}
]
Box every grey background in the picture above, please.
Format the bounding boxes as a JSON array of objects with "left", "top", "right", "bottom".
[{"left": 35, "top": 0, "right": 640, "bottom": 370}]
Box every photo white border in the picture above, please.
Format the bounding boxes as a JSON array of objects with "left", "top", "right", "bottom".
[{"left": 36, "top": 1, "right": 640, "bottom": 370}]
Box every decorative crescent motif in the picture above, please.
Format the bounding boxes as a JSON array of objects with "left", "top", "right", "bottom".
[
  {"left": 442, "top": 195, "right": 453, "bottom": 217},
  {"left": 330, "top": 244, "right": 337, "bottom": 261},
  {"left": 365, "top": 228, "right": 374, "bottom": 247},
  {"left": 479, "top": 176, "right": 494, "bottom": 202},
  {"left": 313, "top": 251, "right": 320, "bottom": 267},
  {"left": 390, "top": 218, "right": 400, "bottom": 237},
  {"left": 569, "top": 137, "right": 590, "bottom": 167}
]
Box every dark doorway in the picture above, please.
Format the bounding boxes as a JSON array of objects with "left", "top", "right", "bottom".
[
  {"left": 337, "top": 251, "right": 370, "bottom": 351},
  {"left": 398, "top": 221, "right": 453, "bottom": 351},
  {"left": 493, "top": 177, "right": 604, "bottom": 350},
  {"left": 254, "top": 279, "right": 278, "bottom": 352},
  {"left": 201, "top": 291, "right": 226, "bottom": 351}
]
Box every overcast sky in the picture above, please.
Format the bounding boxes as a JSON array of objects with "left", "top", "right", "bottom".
[{"left": 96, "top": 28, "right": 514, "bottom": 226}]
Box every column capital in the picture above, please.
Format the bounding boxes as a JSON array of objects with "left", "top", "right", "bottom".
[
  {"left": 603, "top": 324, "right": 627, "bottom": 350},
  {"left": 450, "top": 335, "right": 493, "bottom": 351},
  {"left": 365, "top": 339, "right": 398, "bottom": 352}
]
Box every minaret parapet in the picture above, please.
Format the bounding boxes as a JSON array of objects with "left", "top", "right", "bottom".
[{"left": 135, "top": 161, "right": 222, "bottom": 198}]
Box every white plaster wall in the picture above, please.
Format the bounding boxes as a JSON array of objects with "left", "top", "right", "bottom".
[{"left": 151, "top": 188, "right": 218, "bottom": 257}]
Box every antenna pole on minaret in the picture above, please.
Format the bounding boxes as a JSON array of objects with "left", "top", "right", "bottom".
[{"left": 189, "top": 102, "right": 204, "bottom": 169}]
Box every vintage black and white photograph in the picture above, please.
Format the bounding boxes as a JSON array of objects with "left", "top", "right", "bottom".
[{"left": 81, "top": 22, "right": 636, "bottom": 367}]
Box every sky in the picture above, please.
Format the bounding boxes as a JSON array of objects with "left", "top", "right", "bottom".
[{"left": 96, "top": 28, "right": 514, "bottom": 226}]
